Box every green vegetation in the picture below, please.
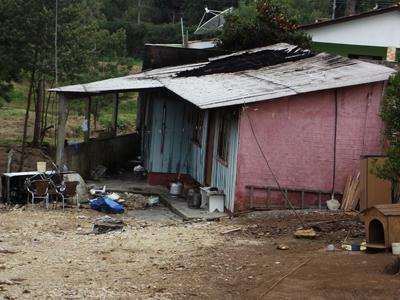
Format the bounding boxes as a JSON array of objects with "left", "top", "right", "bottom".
[
  {"left": 374, "top": 72, "right": 400, "bottom": 182},
  {"left": 0, "top": 0, "right": 398, "bottom": 150},
  {"left": 218, "top": 0, "right": 311, "bottom": 51}
]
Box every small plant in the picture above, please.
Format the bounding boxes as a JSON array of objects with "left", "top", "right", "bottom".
[
  {"left": 99, "top": 115, "right": 132, "bottom": 131},
  {"left": 99, "top": 115, "right": 113, "bottom": 130}
]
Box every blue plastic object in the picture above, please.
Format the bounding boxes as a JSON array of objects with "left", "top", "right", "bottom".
[
  {"left": 90, "top": 196, "right": 124, "bottom": 214},
  {"left": 351, "top": 243, "right": 361, "bottom": 251}
]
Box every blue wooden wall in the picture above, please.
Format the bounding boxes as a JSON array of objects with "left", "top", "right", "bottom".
[{"left": 142, "top": 90, "right": 239, "bottom": 212}]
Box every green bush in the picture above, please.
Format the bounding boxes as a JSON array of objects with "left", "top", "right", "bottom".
[
  {"left": 374, "top": 72, "right": 400, "bottom": 181},
  {"left": 99, "top": 114, "right": 132, "bottom": 130}
]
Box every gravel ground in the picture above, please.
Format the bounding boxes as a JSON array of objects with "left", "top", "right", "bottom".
[{"left": 0, "top": 206, "right": 399, "bottom": 299}]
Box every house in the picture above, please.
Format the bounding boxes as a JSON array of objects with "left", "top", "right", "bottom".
[
  {"left": 301, "top": 5, "right": 400, "bottom": 62},
  {"left": 51, "top": 43, "right": 395, "bottom": 213}
]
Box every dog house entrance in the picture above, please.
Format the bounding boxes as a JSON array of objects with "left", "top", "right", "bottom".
[{"left": 368, "top": 219, "right": 385, "bottom": 246}]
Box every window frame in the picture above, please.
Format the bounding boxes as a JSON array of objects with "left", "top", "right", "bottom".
[{"left": 192, "top": 110, "right": 204, "bottom": 147}]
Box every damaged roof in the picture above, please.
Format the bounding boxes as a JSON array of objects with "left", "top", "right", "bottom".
[{"left": 50, "top": 43, "right": 395, "bottom": 109}]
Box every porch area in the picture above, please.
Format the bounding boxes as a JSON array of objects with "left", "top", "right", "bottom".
[{"left": 87, "top": 174, "right": 227, "bottom": 221}]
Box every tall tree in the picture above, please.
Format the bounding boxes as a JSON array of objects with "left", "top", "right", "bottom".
[
  {"left": 218, "top": 0, "right": 310, "bottom": 51},
  {"left": 0, "top": 0, "right": 30, "bottom": 102}
]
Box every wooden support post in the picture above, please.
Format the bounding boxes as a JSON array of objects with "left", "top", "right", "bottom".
[
  {"left": 249, "top": 186, "right": 254, "bottom": 209},
  {"left": 284, "top": 188, "right": 288, "bottom": 209},
  {"left": 112, "top": 92, "right": 119, "bottom": 136},
  {"left": 301, "top": 190, "right": 305, "bottom": 209},
  {"left": 84, "top": 96, "right": 92, "bottom": 143},
  {"left": 56, "top": 94, "right": 67, "bottom": 169},
  {"left": 318, "top": 192, "right": 322, "bottom": 209},
  {"left": 267, "top": 187, "right": 271, "bottom": 208}
]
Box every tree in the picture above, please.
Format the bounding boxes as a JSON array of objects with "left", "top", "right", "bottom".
[
  {"left": 218, "top": 0, "right": 311, "bottom": 51},
  {"left": 279, "top": 0, "right": 331, "bottom": 25},
  {"left": 374, "top": 72, "right": 400, "bottom": 182},
  {"left": 0, "top": 0, "right": 128, "bottom": 169},
  {"left": 0, "top": 0, "right": 30, "bottom": 102}
]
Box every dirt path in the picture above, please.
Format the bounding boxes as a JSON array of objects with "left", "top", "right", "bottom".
[{"left": 0, "top": 208, "right": 399, "bottom": 299}]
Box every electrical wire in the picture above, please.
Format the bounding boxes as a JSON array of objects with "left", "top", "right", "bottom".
[{"left": 242, "top": 104, "right": 309, "bottom": 229}]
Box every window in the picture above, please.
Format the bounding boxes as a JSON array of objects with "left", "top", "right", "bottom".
[
  {"left": 192, "top": 110, "right": 204, "bottom": 146},
  {"left": 217, "top": 114, "right": 230, "bottom": 165}
]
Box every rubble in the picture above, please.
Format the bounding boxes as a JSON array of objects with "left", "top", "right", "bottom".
[{"left": 92, "top": 215, "right": 126, "bottom": 234}]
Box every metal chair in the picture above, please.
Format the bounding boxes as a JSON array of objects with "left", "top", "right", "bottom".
[
  {"left": 48, "top": 180, "right": 66, "bottom": 210},
  {"left": 26, "top": 179, "right": 51, "bottom": 208}
]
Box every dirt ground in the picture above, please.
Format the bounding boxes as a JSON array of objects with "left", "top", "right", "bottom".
[{"left": 0, "top": 205, "right": 399, "bottom": 300}]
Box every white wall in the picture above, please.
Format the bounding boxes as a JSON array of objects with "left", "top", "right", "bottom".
[{"left": 304, "top": 11, "right": 400, "bottom": 48}]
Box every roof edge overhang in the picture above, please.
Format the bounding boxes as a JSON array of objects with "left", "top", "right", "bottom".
[{"left": 301, "top": 5, "right": 400, "bottom": 30}]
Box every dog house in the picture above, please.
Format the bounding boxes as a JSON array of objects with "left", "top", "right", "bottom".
[{"left": 363, "top": 204, "right": 400, "bottom": 249}]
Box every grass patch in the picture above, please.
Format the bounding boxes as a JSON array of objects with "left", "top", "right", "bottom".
[
  {"left": 0, "top": 136, "right": 24, "bottom": 146},
  {"left": 0, "top": 107, "right": 26, "bottom": 120}
]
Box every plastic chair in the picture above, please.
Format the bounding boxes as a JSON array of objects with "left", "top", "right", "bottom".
[
  {"left": 62, "top": 181, "right": 80, "bottom": 208},
  {"left": 26, "top": 179, "right": 51, "bottom": 208},
  {"left": 48, "top": 181, "right": 66, "bottom": 210}
]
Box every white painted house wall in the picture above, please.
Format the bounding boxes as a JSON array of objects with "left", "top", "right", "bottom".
[{"left": 304, "top": 10, "right": 400, "bottom": 48}]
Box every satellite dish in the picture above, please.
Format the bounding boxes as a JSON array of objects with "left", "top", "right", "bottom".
[{"left": 194, "top": 7, "right": 233, "bottom": 35}]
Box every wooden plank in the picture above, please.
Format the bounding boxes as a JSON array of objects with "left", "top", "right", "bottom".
[
  {"left": 249, "top": 186, "right": 254, "bottom": 209},
  {"left": 367, "top": 157, "right": 392, "bottom": 208},
  {"left": 56, "top": 95, "right": 67, "bottom": 168},
  {"left": 111, "top": 92, "right": 119, "bottom": 136},
  {"left": 84, "top": 96, "right": 92, "bottom": 143},
  {"left": 341, "top": 176, "right": 352, "bottom": 210},
  {"left": 360, "top": 158, "right": 368, "bottom": 210},
  {"left": 284, "top": 188, "right": 288, "bottom": 209},
  {"left": 318, "top": 192, "right": 322, "bottom": 209}
]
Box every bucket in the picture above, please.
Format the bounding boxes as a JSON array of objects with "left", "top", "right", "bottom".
[
  {"left": 37, "top": 161, "right": 47, "bottom": 173},
  {"left": 392, "top": 243, "right": 400, "bottom": 255}
]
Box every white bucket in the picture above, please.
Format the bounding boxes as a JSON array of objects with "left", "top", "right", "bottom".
[
  {"left": 37, "top": 161, "right": 47, "bottom": 173},
  {"left": 392, "top": 243, "right": 400, "bottom": 255}
]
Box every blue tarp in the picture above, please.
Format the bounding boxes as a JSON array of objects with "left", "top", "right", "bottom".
[{"left": 90, "top": 196, "right": 124, "bottom": 214}]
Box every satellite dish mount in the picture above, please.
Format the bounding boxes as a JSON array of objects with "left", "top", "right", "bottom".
[{"left": 195, "top": 6, "right": 233, "bottom": 35}]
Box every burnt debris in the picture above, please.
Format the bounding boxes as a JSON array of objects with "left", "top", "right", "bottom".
[{"left": 176, "top": 46, "right": 314, "bottom": 77}]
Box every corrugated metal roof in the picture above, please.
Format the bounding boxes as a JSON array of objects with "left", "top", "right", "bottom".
[
  {"left": 161, "top": 53, "right": 394, "bottom": 109},
  {"left": 49, "top": 62, "right": 206, "bottom": 94},
  {"left": 301, "top": 5, "right": 400, "bottom": 30},
  {"left": 50, "top": 44, "right": 395, "bottom": 109}
]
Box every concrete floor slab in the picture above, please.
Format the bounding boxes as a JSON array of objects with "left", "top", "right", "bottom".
[{"left": 88, "top": 177, "right": 228, "bottom": 221}]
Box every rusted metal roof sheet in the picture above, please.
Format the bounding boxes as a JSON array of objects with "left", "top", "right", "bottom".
[
  {"left": 366, "top": 204, "right": 400, "bottom": 216},
  {"left": 50, "top": 44, "right": 395, "bottom": 108}
]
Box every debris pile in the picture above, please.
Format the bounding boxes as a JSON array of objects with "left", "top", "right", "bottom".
[
  {"left": 92, "top": 215, "right": 126, "bottom": 234},
  {"left": 228, "top": 211, "right": 364, "bottom": 243}
]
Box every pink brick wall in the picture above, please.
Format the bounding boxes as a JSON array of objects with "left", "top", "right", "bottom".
[{"left": 235, "top": 82, "right": 385, "bottom": 211}]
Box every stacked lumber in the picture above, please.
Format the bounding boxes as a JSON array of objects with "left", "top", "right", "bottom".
[{"left": 341, "top": 173, "right": 360, "bottom": 211}]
